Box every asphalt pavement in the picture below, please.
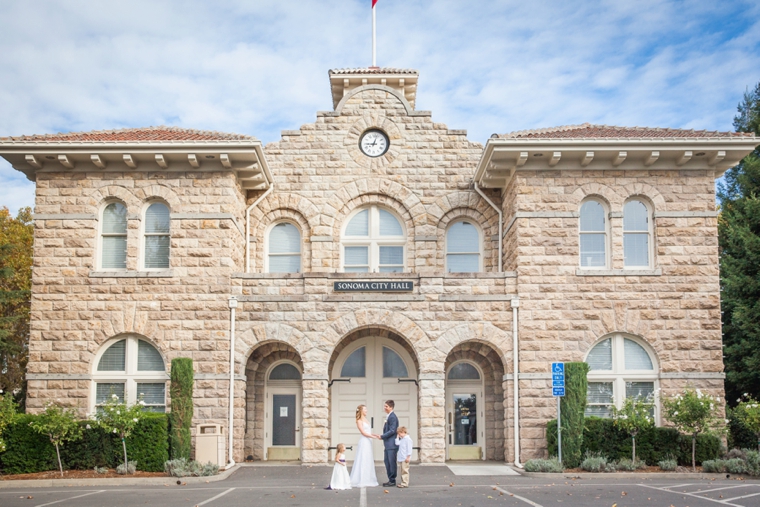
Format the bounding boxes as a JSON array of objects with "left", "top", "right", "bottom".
[{"left": 1, "top": 464, "right": 760, "bottom": 507}]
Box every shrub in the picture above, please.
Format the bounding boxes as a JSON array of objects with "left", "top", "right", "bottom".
[
  {"left": 745, "top": 450, "right": 760, "bottom": 476},
  {"left": 558, "top": 362, "right": 590, "bottom": 468},
  {"left": 658, "top": 458, "right": 677, "bottom": 471},
  {"left": 663, "top": 388, "right": 722, "bottom": 471},
  {"left": 733, "top": 395, "right": 760, "bottom": 452},
  {"left": 116, "top": 460, "right": 136, "bottom": 475},
  {"left": 728, "top": 407, "right": 756, "bottom": 450},
  {"left": 124, "top": 413, "right": 169, "bottom": 472},
  {"left": 726, "top": 458, "right": 747, "bottom": 474},
  {"left": 169, "top": 358, "right": 194, "bottom": 460},
  {"left": 0, "top": 414, "right": 57, "bottom": 473},
  {"left": 580, "top": 451, "right": 615, "bottom": 472},
  {"left": 94, "top": 393, "right": 146, "bottom": 474},
  {"left": 523, "top": 458, "right": 563, "bottom": 473},
  {"left": 611, "top": 395, "right": 654, "bottom": 463},
  {"left": 702, "top": 459, "right": 727, "bottom": 473},
  {"left": 615, "top": 458, "right": 647, "bottom": 471},
  {"left": 0, "top": 393, "right": 16, "bottom": 453},
  {"left": 28, "top": 403, "right": 83, "bottom": 477},
  {"left": 164, "top": 457, "right": 219, "bottom": 477},
  {"left": 94, "top": 466, "right": 108, "bottom": 474}
]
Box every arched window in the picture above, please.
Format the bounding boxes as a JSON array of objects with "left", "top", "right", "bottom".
[
  {"left": 92, "top": 336, "right": 167, "bottom": 412},
  {"left": 268, "top": 362, "right": 302, "bottom": 380},
  {"left": 143, "top": 202, "right": 170, "bottom": 269},
  {"left": 623, "top": 199, "right": 651, "bottom": 268},
  {"left": 446, "top": 221, "right": 481, "bottom": 273},
  {"left": 342, "top": 206, "right": 405, "bottom": 273},
  {"left": 579, "top": 199, "right": 607, "bottom": 268},
  {"left": 267, "top": 222, "right": 301, "bottom": 273},
  {"left": 585, "top": 334, "right": 658, "bottom": 420},
  {"left": 101, "top": 202, "right": 127, "bottom": 269},
  {"left": 447, "top": 362, "right": 481, "bottom": 380},
  {"left": 340, "top": 347, "right": 366, "bottom": 377}
]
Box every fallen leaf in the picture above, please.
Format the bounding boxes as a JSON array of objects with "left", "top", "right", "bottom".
[
  {"left": 449, "top": 483, "right": 454, "bottom": 487},
  {"left": 290, "top": 494, "right": 295, "bottom": 498},
  {"left": 621, "top": 491, "right": 627, "bottom": 496},
  {"left": 27, "top": 496, "right": 33, "bottom": 500},
  {"left": 612, "top": 504, "right": 617, "bottom": 507},
  {"left": 384, "top": 490, "right": 389, "bottom": 494},
  {"left": 487, "top": 496, "right": 493, "bottom": 499}
]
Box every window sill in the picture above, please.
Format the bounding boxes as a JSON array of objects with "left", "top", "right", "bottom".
[
  {"left": 575, "top": 268, "right": 661, "bottom": 277},
  {"left": 89, "top": 270, "right": 174, "bottom": 278}
]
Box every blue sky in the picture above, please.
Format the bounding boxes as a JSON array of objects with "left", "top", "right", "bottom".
[{"left": 1, "top": 0, "right": 759, "bottom": 215}]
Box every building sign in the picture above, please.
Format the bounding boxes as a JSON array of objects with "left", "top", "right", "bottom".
[{"left": 333, "top": 281, "right": 414, "bottom": 292}]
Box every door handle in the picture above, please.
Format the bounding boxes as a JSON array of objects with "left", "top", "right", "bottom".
[
  {"left": 371, "top": 417, "right": 374, "bottom": 428},
  {"left": 296, "top": 427, "right": 300, "bottom": 432}
]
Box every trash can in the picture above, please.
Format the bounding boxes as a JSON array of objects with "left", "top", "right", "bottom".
[{"left": 195, "top": 424, "right": 225, "bottom": 466}]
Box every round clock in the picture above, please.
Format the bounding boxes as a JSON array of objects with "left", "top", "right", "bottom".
[{"left": 359, "top": 129, "right": 389, "bottom": 158}]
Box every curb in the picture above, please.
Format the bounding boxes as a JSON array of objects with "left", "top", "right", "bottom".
[
  {"left": 0, "top": 464, "right": 240, "bottom": 489},
  {"left": 517, "top": 470, "right": 757, "bottom": 480}
]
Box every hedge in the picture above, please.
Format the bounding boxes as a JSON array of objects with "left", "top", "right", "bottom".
[
  {"left": 558, "top": 362, "right": 589, "bottom": 468},
  {"left": 0, "top": 412, "right": 169, "bottom": 474},
  {"left": 169, "top": 358, "right": 194, "bottom": 460},
  {"left": 547, "top": 416, "right": 721, "bottom": 466},
  {"left": 728, "top": 406, "right": 758, "bottom": 451}
]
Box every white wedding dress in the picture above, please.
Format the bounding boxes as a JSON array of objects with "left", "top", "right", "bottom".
[{"left": 349, "top": 421, "right": 378, "bottom": 487}]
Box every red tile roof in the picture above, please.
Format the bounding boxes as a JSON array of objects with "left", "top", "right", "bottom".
[
  {"left": 2, "top": 126, "right": 256, "bottom": 142},
  {"left": 499, "top": 123, "right": 752, "bottom": 139},
  {"left": 329, "top": 67, "right": 418, "bottom": 75}
]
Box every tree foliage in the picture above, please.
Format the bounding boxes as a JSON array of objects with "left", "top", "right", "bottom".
[
  {"left": 169, "top": 358, "right": 194, "bottom": 460},
  {"left": 719, "top": 82, "right": 760, "bottom": 405},
  {"left": 662, "top": 388, "right": 722, "bottom": 471},
  {"left": 734, "top": 394, "right": 760, "bottom": 452},
  {"left": 28, "top": 402, "right": 83, "bottom": 476},
  {"left": 0, "top": 207, "right": 33, "bottom": 402},
  {"left": 611, "top": 394, "right": 654, "bottom": 463},
  {"left": 93, "top": 394, "right": 145, "bottom": 474},
  {"left": 558, "top": 362, "right": 589, "bottom": 468},
  {"left": 0, "top": 391, "right": 16, "bottom": 453}
]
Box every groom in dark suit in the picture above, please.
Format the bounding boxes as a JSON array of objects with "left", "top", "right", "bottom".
[{"left": 380, "top": 400, "right": 399, "bottom": 487}]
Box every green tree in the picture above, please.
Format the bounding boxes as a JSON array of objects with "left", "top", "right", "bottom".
[
  {"left": 611, "top": 394, "right": 654, "bottom": 463},
  {"left": 0, "top": 391, "right": 16, "bottom": 453},
  {"left": 719, "top": 82, "right": 760, "bottom": 405},
  {"left": 169, "top": 358, "right": 194, "bottom": 460},
  {"left": 734, "top": 394, "right": 760, "bottom": 452},
  {"left": 94, "top": 394, "right": 145, "bottom": 474},
  {"left": 558, "top": 362, "right": 589, "bottom": 468},
  {"left": 0, "top": 207, "right": 33, "bottom": 402},
  {"left": 663, "top": 388, "right": 721, "bottom": 471},
  {"left": 28, "top": 403, "right": 83, "bottom": 476}
]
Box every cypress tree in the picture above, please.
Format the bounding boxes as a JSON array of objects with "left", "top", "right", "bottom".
[
  {"left": 719, "top": 82, "right": 760, "bottom": 404},
  {"left": 169, "top": 358, "right": 194, "bottom": 460},
  {"left": 558, "top": 362, "right": 589, "bottom": 468}
]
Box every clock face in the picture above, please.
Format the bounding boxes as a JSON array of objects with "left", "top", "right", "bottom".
[{"left": 359, "top": 129, "right": 389, "bottom": 158}]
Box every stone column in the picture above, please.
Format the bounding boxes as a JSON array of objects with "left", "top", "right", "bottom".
[
  {"left": 301, "top": 376, "right": 329, "bottom": 463},
  {"left": 419, "top": 372, "right": 445, "bottom": 463}
]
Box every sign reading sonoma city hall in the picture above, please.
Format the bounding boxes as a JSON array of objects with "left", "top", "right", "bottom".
[{"left": 333, "top": 281, "right": 414, "bottom": 292}]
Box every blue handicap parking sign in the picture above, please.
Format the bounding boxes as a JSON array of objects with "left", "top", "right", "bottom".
[
  {"left": 553, "top": 387, "right": 565, "bottom": 397},
  {"left": 552, "top": 362, "right": 564, "bottom": 374}
]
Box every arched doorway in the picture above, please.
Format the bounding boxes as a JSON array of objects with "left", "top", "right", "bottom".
[
  {"left": 330, "top": 330, "right": 418, "bottom": 461},
  {"left": 444, "top": 342, "right": 506, "bottom": 461},
  {"left": 245, "top": 343, "right": 303, "bottom": 461}
]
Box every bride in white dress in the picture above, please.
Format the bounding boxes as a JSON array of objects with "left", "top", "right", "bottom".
[{"left": 349, "top": 404, "right": 379, "bottom": 487}]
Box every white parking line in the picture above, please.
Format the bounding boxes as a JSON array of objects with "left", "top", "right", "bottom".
[
  {"left": 639, "top": 484, "right": 745, "bottom": 507},
  {"left": 492, "top": 486, "right": 543, "bottom": 507},
  {"left": 196, "top": 487, "right": 236, "bottom": 506},
  {"left": 360, "top": 487, "right": 367, "bottom": 507},
  {"left": 724, "top": 491, "right": 760, "bottom": 503},
  {"left": 693, "top": 485, "right": 757, "bottom": 494},
  {"left": 34, "top": 490, "right": 105, "bottom": 507}
]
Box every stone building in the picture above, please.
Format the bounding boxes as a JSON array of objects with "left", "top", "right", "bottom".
[{"left": 0, "top": 68, "right": 757, "bottom": 465}]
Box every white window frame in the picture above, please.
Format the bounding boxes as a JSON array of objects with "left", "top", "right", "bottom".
[
  {"left": 340, "top": 206, "right": 406, "bottom": 273},
  {"left": 578, "top": 198, "right": 610, "bottom": 270},
  {"left": 140, "top": 200, "right": 171, "bottom": 271},
  {"left": 264, "top": 220, "right": 302, "bottom": 274},
  {"left": 445, "top": 219, "right": 483, "bottom": 273},
  {"left": 90, "top": 335, "right": 168, "bottom": 414},
  {"left": 623, "top": 198, "right": 653, "bottom": 269},
  {"left": 585, "top": 333, "right": 659, "bottom": 423},
  {"left": 98, "top": 200, "right": 128, "bottom": 271}
]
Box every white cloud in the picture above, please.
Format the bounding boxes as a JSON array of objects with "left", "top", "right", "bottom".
[{"left": 0, "top": 0, "right": 758, "bottom": 215}]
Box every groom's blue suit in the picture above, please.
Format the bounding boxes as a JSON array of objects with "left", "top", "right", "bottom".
[{"left": 381, "top": 410, "right": 399, "bottom": 484}]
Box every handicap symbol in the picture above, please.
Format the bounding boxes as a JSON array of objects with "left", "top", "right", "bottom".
[{"left": 553, "top": 363, "right": 563, "bottom": 373}]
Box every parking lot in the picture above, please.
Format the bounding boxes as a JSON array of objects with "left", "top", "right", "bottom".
[{"left": 1, "top": 465, "right": 760, "bottom": 507}]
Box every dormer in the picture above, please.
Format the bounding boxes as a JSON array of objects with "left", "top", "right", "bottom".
[{"left": 329, "top": 68, "right": 419, "bottom": 110}]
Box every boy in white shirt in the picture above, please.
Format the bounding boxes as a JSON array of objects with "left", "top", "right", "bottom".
[{"left": 395, "top": 426, "right": 413, "bottom": 488}]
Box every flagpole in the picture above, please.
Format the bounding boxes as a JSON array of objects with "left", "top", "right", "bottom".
[{"left": 372, "top": 2, "right": 376, "bottom": 67}]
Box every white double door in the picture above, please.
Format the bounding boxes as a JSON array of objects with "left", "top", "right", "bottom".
[{"left": 331, "top": 336, "right": 418, "bottom": 461}]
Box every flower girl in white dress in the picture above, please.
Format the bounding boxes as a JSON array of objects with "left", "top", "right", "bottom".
[{"left": 328, "top": 443, "right": 352, "bottom": 490}]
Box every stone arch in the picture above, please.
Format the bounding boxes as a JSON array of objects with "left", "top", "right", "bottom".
[
  {"left": 250, "top": 192, "right": 321, "bottom": 231},
  {"left": 250, "top": 207, "right": 312, "bottom": 273},
  {"left": 236, "top": 322, "right": 320, "bottom": 376},
  {"left": 323, "top": 178, "right": 424, "bottom": 229},
  {"left": 321, "top": 309, "right": 435, "bottom": 376},
  {"left": 134, "top": 184, "right": 182, "bottom": 212},
  {"left": 89, "top": 308, "right": 162, "bottom": 356},
  {"left": 343, "top": 112, "right": 406, "bottom": 170},
  {"left": 87, "top": 185, "right": 141, "bottom": 215},
  {"left": 583, "top": 306, "right": 662, "bottom": 365},
  {"left": 433, "top": 322, "right": 511, "bottom": 372},
  {"left": 570, "top": 183, "right": 619, "bottom": 208},
  {"left": 616, "top": 183, "right": 666, "bottom": 211},
  {"left": 437, "top": 206, "right": 498, "bottom": 272},
  {"left": 583, "top": 331, "right": 661, "bottom": 371},
  {"left": 335, "top": 85, "right": 414, "bottom": 116}
]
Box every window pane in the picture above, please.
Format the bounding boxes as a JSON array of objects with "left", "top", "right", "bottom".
[
  {"left": 625, "top": 381, "right": 654, "bottom": 401},
  {"left": 624, "top": 200, "right": 648, "bottom": 231},
  {"left": 447, "top": 222, "right": 479, "bottom": 253},
  {"left": 624, "top": 233, "right": 649, "bottom": 267},
  {"left": 96, "top": 383, "right": 125, "bottom": 404},
  {"left": 137, "top": 382, "right": 165, "bottom": 405},
  {"left": 269, "top": 223, "right": 300, "bottom": 254},
  {"left": 144, "top": 235, "right": 170, "bottom": 269},
  {"left": 98, "top": 340, "right": 126, "bottom": 371},
  {"left": 585, "top": 405, "right": 612, "bottom": 418},
  {"left": 453, "top": 394, "right": 477, "bottom": 445},
  {"left": 624, "top": 339, "right": 654, "bottom": 370},
  {"left": 102, "top": 236, "right": 127, "bottom": 269},
  {"left": 344, "top": 266, "right": 369, "bottom": 273},
  {"left": 587, "top": 382, "right": 614, "bottom": 403},
  {"left": 145, "top": 203, "right": 170, "bottom": 234},
  {"left": 580, "top": 234, "right": 606, "bottom": 267},
  {"left": 379, "top": 209, "right": 403, "bottom": 236},
  {"left": 378, "top": 266, "right": 403, "bottom": 273},
  {"left": 383, "top": 347, "right": 408, "bottom": 377},
  {"left": 586, "top": 339, "right": 612, "bottom": 370},
  {"left": 340, "top": 347, "right": 365, "bottom": 377},
  {"left": 137, "top": 340, "right": 165, "bottom": 371},
  {"left": 447, "top": 254, "right": 480, "bottom": 273},
  {"left": 580, "top": 201, "right": 605, "bottom": 232},
  {"left": 102, "top": 203, "right": 127, "bottom": 234},
  {"left": 269, "top": 254, "right": 301, "bottom": 273},
  {"left": 344, "top": 246, "right": 368, "bottom": 266},
  {"left": 448, "top": 362, "right": 480, "bottom": 380},
  {"left": 379, "top": 246, "right": 403, "bottom": 265},
  {"left": 345, "top": 209, "right": 369, "bottom": 236},
  {"left": 269, "top": 363, "right": 301, "bottom": 380}
]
